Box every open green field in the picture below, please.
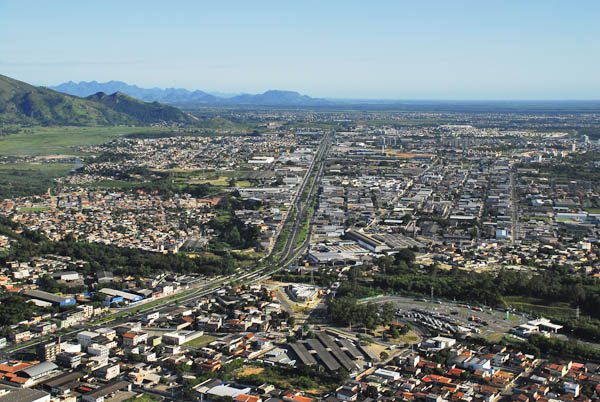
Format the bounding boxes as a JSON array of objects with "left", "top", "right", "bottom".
[
  {"left": 167, "top": 169, "right": 254, "bottom": 188},
  {"left": 503, "top": 295, "right": 575, "bottom": 319},
  {"left": 85, "top": 179, "right": 145, "bottom": 189},
  {"left": 0, "top": 126, "right": 162, "bottom": 156},
  {"left": 124, "top": 394, "right": 163, "bottom": 402},
  {"left": 184, "top": 334, "right": 216, "bottom": 348},
  {"left": 0, "top": 162, "right": 75, "bottom": 198},
  {"left": 18, "top": 206, "right": 50, "bottom": 213}
]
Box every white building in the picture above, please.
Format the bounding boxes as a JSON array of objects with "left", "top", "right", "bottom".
[{"left": 77, "top": 331, "right": 99, "bottom": 348}]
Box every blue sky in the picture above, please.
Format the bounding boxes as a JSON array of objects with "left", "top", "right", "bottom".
[{"left": 1, "top": 0, "right": 599, "bottom": 99}]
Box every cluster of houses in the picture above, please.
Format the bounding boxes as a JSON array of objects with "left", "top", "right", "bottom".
[
  {"left": 0, "top": 284, "right": 333, "bottom": 402},
  {"left": 2, "top": 190, "right": 219, "bottom": 253},
  {"left": 325, "top": 337, "right": 600, "bottom": 401},
  {"left": 75, "top": 133, "right": 299, "bottom": 174},
  {"left": 0, "top": 255, "right": 205, "bottom": 347}
]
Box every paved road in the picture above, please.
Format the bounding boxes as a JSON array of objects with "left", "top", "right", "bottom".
[{"left": 5, "top": 132, "right": 333, "bottom": 355}]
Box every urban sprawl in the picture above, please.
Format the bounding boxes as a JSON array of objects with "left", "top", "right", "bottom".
[{"left": 1, "top": 111, "right": 600, "bottom": 402}]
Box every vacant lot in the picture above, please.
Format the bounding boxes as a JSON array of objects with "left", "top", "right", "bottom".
[{"left": 184, "top": 334, "right": 216, "bottom": 348}]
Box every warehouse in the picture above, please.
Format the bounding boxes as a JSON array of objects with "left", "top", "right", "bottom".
[
  {"left": 98, "top": 288, "right": 142, "bottom": 303},
  {"left": 306, "top": 339, "right": 340, "bottom": 371},
  {"left": 81, "top": 381, "right": 131, "bottom": 402},
  {"left": 289, "top": 342, "right": 317, "bottom": 366},
  {"left": 23, "top": 290, "right": 76, "bottom": 308},
  {"left": 316, "top": 332, "right": 357, "bottom": 372}
]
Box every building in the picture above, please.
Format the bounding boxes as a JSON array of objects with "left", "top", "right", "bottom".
[
  {"left": 36, "top": 342, "right": 60, "bottom": 362},
  {"left": 286, "top": 285, "right": 318, "bottom": 302},
  {"left": 421, "top": 336, "right": 457, "bottom": 351},
  {"left": 87, "top": 344, "right": 110, "bottom": 359},
  {"left": 22, "top": 290, "right": 76, "bottom": 308},
  {"left": 51, "top": 271, "right": 80, "bottom": 281},
  {"left": 122, "top": 332, "right": 147, "bottom": 347},
  {"left": 513, "top": 318, "right": 563, "bottom": 338},
  {"left": 93, "top": 364, "right": 120, "bottom": 381},
  {"left": 0, "top": 386, "right": 50, "bottom": 402},
  {"left": 11, "top": 362, "right": 59, "bottom": 386},
  {"left": 77, "top": 331, "right": 99, "bottom": 348},
  {"left": 56, "top": 352, "right": 81, "bottom": 368},
  {"left": 98, "top": 289, "right": 142, "bottom": 303},
  {"left": 40, "top": 371, "right": 84, "bottom": 396},
  {"left": 81, "top": 381, "right": 131, "bottom": 402},
  {"left": 96, "top": 271, "right": 114, "bottom": 284}
]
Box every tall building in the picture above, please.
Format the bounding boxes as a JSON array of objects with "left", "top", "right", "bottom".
[{"left": 36, "top": 341, "right": 60, "bottom": 362}]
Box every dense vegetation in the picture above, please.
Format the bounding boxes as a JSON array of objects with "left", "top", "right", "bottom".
[
  {"left": 0, "top": 295, "right": 42, "bottom": 326},
  {"left": 208, "top": 196, "right": 262, "bottom": 249},
  {"left": 328, "top": 296, "right": 396, "bottom": 329},
  {"left": 325, "top": 250, "right": 600, "bottom": 342},
  {"left": 86, "top": 91, "right": 195, "bottom": 124},
  {"left": 0, "top": 163, "right": 74, "bottom": 198},
  {"left": 528, "top": 334, "right": 600, "bottom": 362}
]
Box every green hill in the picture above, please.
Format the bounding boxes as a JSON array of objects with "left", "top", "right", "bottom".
[
  {"left": 0, "top": 74, "right": 196, "bottom": 126},
  {"left": 86, "top": 91, "right": 197, "bottom": 125}
]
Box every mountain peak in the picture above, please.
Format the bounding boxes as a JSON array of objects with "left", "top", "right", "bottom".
[{"left": 51, "top": 81, "right": 329, "bottom": 106}]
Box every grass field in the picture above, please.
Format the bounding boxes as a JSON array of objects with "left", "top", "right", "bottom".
[
  {"left": 0, "top": 126, "right": 162, "bottom": 156},
  {"left": 85, "top": 179, "right": 145, "bottom": 189},
  {"left": 0, "top": 162, "right": 75, "bottom": 198},
  {"left": 503, "top": 296, "right": 575, "bottom": 318},
  {"left": 184, "top": 334, "right": 216, "bottom": 348},
  {"left": 124, "top": 394, "right": 162, "bottom": 402},
  {"left": 18, "top": 206, "right": 50, "bottom": 213}
]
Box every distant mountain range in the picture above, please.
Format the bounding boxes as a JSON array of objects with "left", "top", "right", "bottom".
[
  {"left": 51, "top": 80, "right": 331, "bottom": 106},
  {"left": 0, "top": 74, "right": 197, "bottom": 126}
]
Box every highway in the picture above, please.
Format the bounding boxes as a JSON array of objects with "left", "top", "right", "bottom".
[{"left": 5, "top": 132, "right": 333, "bottom": 355}]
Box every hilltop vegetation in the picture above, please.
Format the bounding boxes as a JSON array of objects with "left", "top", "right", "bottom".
[
  {"left": 0, "top": 74, "right": 196, "bottom": 126},
  {"left": 86, "top": 91, "right": 197, "bottom": 124}
]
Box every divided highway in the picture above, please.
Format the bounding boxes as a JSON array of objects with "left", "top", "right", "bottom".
[{"left": 6, "top": 132, "right": 333, "bottom": 354}]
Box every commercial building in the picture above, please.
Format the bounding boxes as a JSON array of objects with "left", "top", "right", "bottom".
[
  {"left": 0, "top": 386, "right": 50, "bottom": 402},
  {"left": 98, "top": 289, "right": 142, "bottom": 303},
  {"left": 22, "top": 290, "right": 76, "bottom": 308}
]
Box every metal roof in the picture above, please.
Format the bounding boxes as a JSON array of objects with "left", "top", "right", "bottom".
[
  {"left": 0, "top": 386, "right": 50, "bottom": 402},
  {"left": 18, "top": 362, "right": 58, "bottom": 378}
]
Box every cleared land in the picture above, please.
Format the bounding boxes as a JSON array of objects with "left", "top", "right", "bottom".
[{"left": 184, "top": 334, "right": 216, "bottom": 348}]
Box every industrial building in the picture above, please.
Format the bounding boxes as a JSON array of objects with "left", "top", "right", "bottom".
[
  {"left": 23, "top": 290, "right": 76, "bottom": 308},
  {"left": 98, "top": 288, "right": 143, "bottom": 303}
]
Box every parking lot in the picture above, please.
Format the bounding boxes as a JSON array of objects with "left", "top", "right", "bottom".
[{"left": 364, "top": 295, "right": 528, "bottom": 341}]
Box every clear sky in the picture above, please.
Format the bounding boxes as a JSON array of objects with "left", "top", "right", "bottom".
[{"left": 1, "top": 0, "right": 599, "bottom": 100}]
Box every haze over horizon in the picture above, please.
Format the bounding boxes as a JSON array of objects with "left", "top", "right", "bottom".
[{"left": 2, "top": 0, "right": 600, "bottom": 100}]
